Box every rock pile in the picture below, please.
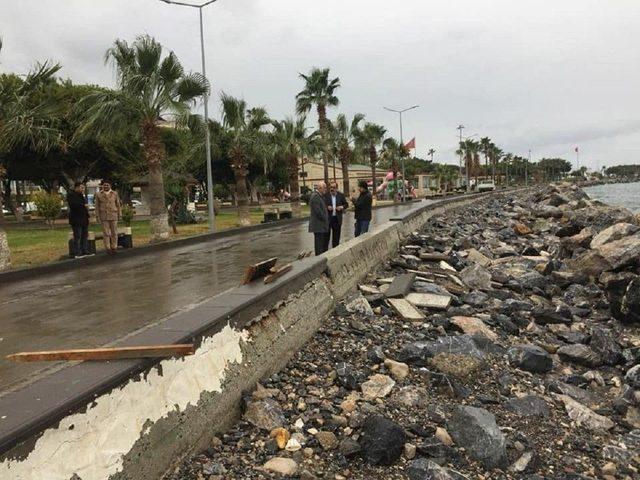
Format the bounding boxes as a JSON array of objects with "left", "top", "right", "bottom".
[{"left": 169, "top": 185, "right": 639, "bottom": 479}]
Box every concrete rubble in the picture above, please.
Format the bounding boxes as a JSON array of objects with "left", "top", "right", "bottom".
[{"left": 169, "top": 184, "right": 640, "bottom": 479}]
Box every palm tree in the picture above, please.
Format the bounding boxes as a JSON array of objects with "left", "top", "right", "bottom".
[
  {"left": 434, "top": 164, "right": 456, "bottom": 197},
  {"left": 479, "top": 137, "right": 492, "bottom": 178},
  {"left": 220, "top": 93, "right": 271, "bottom": 226},
  {"left": 271, "top": 116, "right": 318, "bottom": 217},
  {"left": 0, "top": 41, "right": 61, "bottom": 270},
  {"left": 332, "top": 113, "right": 364, "bottom": 194},
  {"left": 356, "top": 122, "right": 386, "bottom": 197},
  {"left": 77, "top": 35, "right": 208, "bottom": 242},
  {"left": 489, "top": 144, "right": 503, "bottom": 182},
  {"left": 459, "top": 139, "right": 479, "bottom": 191},
  {"left": 295, "top": 67, "right": 340, "bottom": 185},
  {"left": 427, "top": 148, "right": 435, "bottom": 162}
]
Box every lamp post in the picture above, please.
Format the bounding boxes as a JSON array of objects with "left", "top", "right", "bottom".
[
  {"left": 384, "top": 105, "right": 419, "bottom": 202},
  {"left": 160, "top": 0, "right": 218, "bottom": 232},
  {"left": 456, "top": 124, "right": 465, "bottom": 178},
  {"left": 526, "top": 150, "right": 530, "bottom": 186}
]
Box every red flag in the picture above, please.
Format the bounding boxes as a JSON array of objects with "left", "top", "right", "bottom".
[{"left": 405, "top": 137, "right": 416, "bottom": 150}]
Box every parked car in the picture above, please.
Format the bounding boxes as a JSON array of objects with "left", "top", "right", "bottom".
[{"left": 477, "top": 179, "right": 496, "bottom": 192}]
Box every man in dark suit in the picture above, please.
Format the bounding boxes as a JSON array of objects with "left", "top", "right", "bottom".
[
  {"left": 308, "top": 182, "right": 329, "bottom": 255},
  {"left": 67, "top": 182, "right": 91, "bottom": 258},
  {"left": 324, "top": 181, "right": 350, "bottom": 248}
]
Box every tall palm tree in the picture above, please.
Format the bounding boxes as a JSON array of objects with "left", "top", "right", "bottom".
[
  {"left": 0, "top": 41, "right": 61, "bottom": 270},
  {"left": 356, "top": 122, "right": 386, "bottom": 196},
  {"left": 295, "top": 67, "right": 340, "bottom": 185},
  {"left": 427, "top": 148, "right": 435, "bottom": 162},
  {"left": 220, "top": 93, "right": 271, "bottom": 226},
  {"left": 459, "top": 139, "right": 479, "bottom": 190},
  {"left": 271, "top": 116, "right": 318, "bottom": 217},
  {"left": 435, "top": 164, "right": 456, "bottom": 197},
  {"left": 332, "top": 113, "right": 364, "bottom": 194},
  {"left": 77, "top": 35, "right": 208, "bottom": 242},
  {"left": 479, "top": 137, "right": 492, "bottom": 177},
  {"left": 490, "top": 144, "right": 503, "bottom": 182}
]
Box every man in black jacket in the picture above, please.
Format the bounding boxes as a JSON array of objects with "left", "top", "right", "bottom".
[
  {"left": 324, "top": 181, "right": 350, "bottom": 248},
  {"left": 67, "top": 182, "right": 91, "bottom": 258},
  {"left": 308, "top": 182, "right": 329, "bottom": 255},
  {"left": 352, "top": 180, "right": 372, "bottom": 237}
]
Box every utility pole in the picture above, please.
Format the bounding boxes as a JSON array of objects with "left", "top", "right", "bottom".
[
  {"left": 160, "top": 0, "right": 218, "bottom": 232},
  {"left": 526, "top": 150, "right": 530, "bottom": 186},
  {"left": 384, "top": 105, "right": 419, "bottom": 202}
]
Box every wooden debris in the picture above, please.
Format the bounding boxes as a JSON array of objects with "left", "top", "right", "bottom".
[
  {"left": 387, "top": 298, "right": 425, "bottom": 322},
  {"left": 359, "top": 284, "right": 381, "bottom": 294},
  {"left": 376, "top": 277, "right": 395, "bottom": 285},
  {"left": 297, "top": 251, "right": 313, "bottom": 259},
  {"left": 384, "top": 273, "right": 417, "bottom": 298},
  {"left": 405, "top": 292, "right": 451, "bottom": 310},
  {"left": 400, "top": 254, "right": 421, "bottom": 262},
  {"left": 438, "top": 261, "right": 457, "bottom": 272},
  {"left": 419, "top": 252, "right": 450, "bottom": 262},
  {"left": 264, "top": 264, "right": 293, "bottom": 284},
  {"left": 241, "top": 257, "right": 278, "bottom": 285},
  {"left": 7, "top": 344, "right": 195, "bottom": 362}
]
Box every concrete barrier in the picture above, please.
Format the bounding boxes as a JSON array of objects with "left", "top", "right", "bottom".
[{"left": 0, "top": 191, "right": 512, "bottom": 480}]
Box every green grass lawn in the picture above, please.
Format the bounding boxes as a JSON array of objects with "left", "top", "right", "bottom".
[{"left": 5, "top": 206, "right": 309, "bottom": 268}]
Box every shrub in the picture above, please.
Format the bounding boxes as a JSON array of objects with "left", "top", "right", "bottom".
[
  {"left": 121, "top": 205, "right": 134, "bottom": 227},
  {"left": 32, "top": 191, "right": 62, "bottom": 228}
]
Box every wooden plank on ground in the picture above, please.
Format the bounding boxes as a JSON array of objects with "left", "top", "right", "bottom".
[
  {"left": 241, "top": 257, "right": 278, "bottom": 285},
  {"left": 7, "top": 344, "right": 195, "bottom": 362},
  {"left": 384, "top": 273, "right": 417, "bottom": 298},
  {"left": 387, "top": 298, "right": 426, "bottom": 322},
  {"left": 405, "top": 292, "right": 451, "bottom": 310},
  {"left": 264, "top": 264, "right": 293, "bottom": 284},
  {"left": 419, "top": 252, "right": 450, "bottom": 262}
]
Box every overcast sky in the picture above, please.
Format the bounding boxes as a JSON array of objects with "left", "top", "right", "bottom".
[{"left": 2, "top": 0, "right": 639, "bottom": 169}]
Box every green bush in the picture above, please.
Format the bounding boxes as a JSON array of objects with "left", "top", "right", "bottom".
[
  {"left": 121, "top": 205, "right": 134, "bottom": 227},
  {"left": 32, "top": 191, "right": 62, "bottom": 228}
]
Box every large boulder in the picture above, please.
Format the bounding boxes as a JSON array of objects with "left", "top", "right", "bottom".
[
  {"left": 591, "top": 222, "right": 639, "bottom": 248},
  {"left": 398, "top": 335, "right": 494, "bottom": 365},
  {"left": 620, "top": 277, "right": 640, "bottom": 323},
  {"left": 447, "top": 405, "right": 508, "bottom": 469},
  {"left": 590, "top": 327, "right": 624, "bottom": 366},
  {"left": 508, "top": 344, "right": 553, "bottom": 373},
  {"left": 460, "top": 264, "right": 492, "bottom": 290},
  {"left": 407, "top": 458, "right": 470, "bottom": 480},
  {"left": 557, "top": 344, "right": 602, "bottom": 368},
  {"left": 600, "top": 271, "right": 636, "bottom": 320},
  {"left": 359, "top": 415, "right": 406, "bottom": 465}
]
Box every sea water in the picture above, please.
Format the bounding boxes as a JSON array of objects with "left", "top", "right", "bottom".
[{"left": 584, "top": 182, "right": 640, "bottom": 213}]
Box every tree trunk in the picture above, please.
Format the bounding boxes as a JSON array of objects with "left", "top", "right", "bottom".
[
  {"left": 317, "top": 104, "right": 330, "bottom": 186},
  {"left": 0, "top": 227, "right": 10, "bottom": 271},
  {"left": 340, "top": 147, "right": 350, "bottom": 195},
  {"left": 233, "top": 165, "right": 251, "bottom": 226},
  {"left": 288, "top": 153, "right": 301, "bottom": 217},
  {"left": 142, "top": 121, "right": 171, "bottom": 243}
]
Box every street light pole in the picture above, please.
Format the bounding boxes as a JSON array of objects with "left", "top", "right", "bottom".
[
  {"left": 384, "top": 105, "right": 419, "bottom": 202},
  {"left": 456, "top": 125, "right": 464, "bottom": 179},
  {"left": 160, "top": 0, "right": 218, "bottom": 233},
  {"left": 526, "top": 150, "right": 530, "bottom": 186}
]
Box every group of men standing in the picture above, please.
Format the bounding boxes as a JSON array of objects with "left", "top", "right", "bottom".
[
  {"left": 308, "top": 180, "right": 373, "bottom": 256},
  {"left": 67, "top": 180, "right": 122, "bottom": 258}
]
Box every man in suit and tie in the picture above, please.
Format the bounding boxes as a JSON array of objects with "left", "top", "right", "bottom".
[{"left": 324, "top": 181, "right": 350, "bottom": 249}]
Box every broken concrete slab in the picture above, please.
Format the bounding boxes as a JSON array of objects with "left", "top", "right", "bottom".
[
  {"left": 387, "top": 298, "right": 426, "bottom": 322},
  {"left": 384, "top": 273, "right": 417, "bottom": 298},
  {"left": 405, "top": 292, "right": 451, "bottom": 310}
]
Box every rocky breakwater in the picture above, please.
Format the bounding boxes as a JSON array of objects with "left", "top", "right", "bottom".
[{"left": 170, "top": 185, "right": 640, "bottom": 480}]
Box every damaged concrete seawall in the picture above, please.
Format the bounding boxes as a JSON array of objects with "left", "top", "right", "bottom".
[{"left": 0, "top": 191, "right": 504, "bottom": 480}]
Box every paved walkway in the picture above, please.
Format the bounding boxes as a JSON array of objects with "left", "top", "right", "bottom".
[{"left": 0, "top": 202, "right": 428, "bottom": 393}]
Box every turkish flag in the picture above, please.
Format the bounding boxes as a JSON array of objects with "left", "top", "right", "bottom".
[{"left": 405, "top": 137, "right": 416, "bottom": 150}]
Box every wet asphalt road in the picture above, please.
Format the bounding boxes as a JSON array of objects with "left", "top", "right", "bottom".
[{"left": 0, "top": 202, "right": 427, "bottom": 393}]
